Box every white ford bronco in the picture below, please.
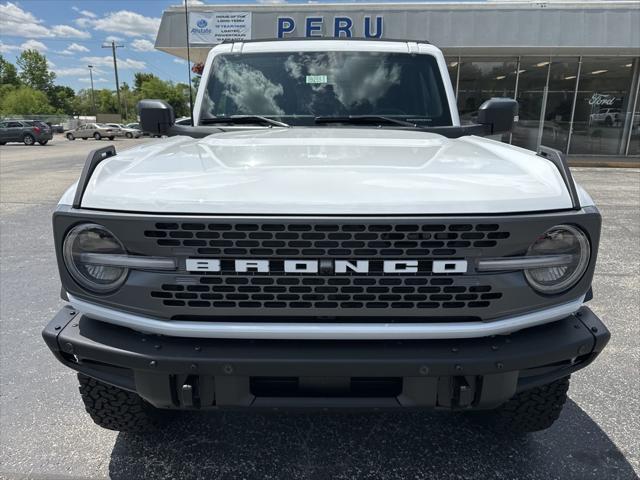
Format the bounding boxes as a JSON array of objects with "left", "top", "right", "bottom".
[{"left": 43, "top": 39, "right": 609, "bottom": 434}]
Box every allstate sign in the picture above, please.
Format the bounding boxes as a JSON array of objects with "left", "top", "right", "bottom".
[{"left": 189, "top": 12, "right": 251, "bottom": 44}]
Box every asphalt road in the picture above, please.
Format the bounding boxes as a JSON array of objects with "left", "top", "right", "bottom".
[{"left": 1, "top": 136, "right": 639, "bottom": 480}]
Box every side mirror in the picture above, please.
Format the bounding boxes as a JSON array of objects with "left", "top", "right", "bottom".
[
  {"left": 477, "top": 98, "right": 519, "bottom": 135},
  {"left": 138, "top": 99, "right": 175, "bottom": 136}
]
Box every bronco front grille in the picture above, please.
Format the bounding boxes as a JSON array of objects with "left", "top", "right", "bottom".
[{"left": 144, "top": 222, "right": 510, "bottom": 258}]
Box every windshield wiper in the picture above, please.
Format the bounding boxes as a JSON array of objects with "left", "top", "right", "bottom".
[
  {"left": 314, "top": 115, "right": 418, "bottom": 128},
  {"left": 200, "top": 115, "right": 290, "bottom": 128}
]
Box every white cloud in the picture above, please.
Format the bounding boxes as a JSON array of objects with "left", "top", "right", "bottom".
[
  {"left": 72, "top": 6, "right": 96, "bottom": 18},
  {"left": 0, "top": 2, "right": 90, "bottom": 39},
  {"left": 81, "top": 55, "right": 146, "bottom": 70},
  {"left": 174, "top": 58, "right": 187, "bottom": 64},
  {"left": 0, "top": 41, "right": 21, "bottom": 54},
  {"left": 0, "top": 2, "right": 52, "bottom": 37},
  {"left": 54, "top": 67, "right": 90, "bottom": 76},
  {"left": 79, "top": 76, "right": 107, "bottom": 83},
  {"left": 74, "top": 17, "right": 92, "bottom": 28},
  {"left": 93, "top": 11, "right": 160, "bottom": 38},
  {"left": 51, "top": 24, "right": 91, "bottom": 39},
  {"left": 256, "top": 0, "right": 286, "bottom": 3},
  {"left": 67, "top": 42, "right": 89, "bottom": 53},
  {"left": 105, "top": 35, "right": 124, "bottom": 43},
  {"left": 131, "top": 39, "right": 155, "bottom": 52},
  {"left": 21, "top": 39, "right": 48, "bottom": 52},
  {"left": 0, "top": 2, "right": 91, "bottom": 38}
]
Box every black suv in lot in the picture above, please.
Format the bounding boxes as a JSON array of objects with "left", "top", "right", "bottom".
[{"left": 0, "top": 119, "right": 53, "bottom": 146}]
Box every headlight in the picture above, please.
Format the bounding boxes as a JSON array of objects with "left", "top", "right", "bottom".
[
  {"left": 524, "top": 225, "right": 590, "bottom": 294},
  {"left": 63, "top": 224, "right": 128, "bottom": 293}
]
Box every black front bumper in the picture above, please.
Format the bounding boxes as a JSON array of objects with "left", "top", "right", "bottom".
[{"left": 43, "top": 306, "right": 609, "bottom": 411}]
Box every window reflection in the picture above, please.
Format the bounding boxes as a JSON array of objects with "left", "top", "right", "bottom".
[
  {"left": 457, "top": 58, "right": 517, "bottom": 123},
  {"left": 569, "top": 58, "right": 635, "bottom": 155},
  {"left": 542, "top": 58, "right": 580, "bottom": 153},
  {"left": 511, "top": 57, "right": 553, "bottom": 151},
  {"left": 204, "top": 51, "right": 452, "bottom": 126}
]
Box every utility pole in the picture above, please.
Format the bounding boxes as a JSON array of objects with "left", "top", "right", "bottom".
[
  {"left": 87, "top": 65, "right": 96, "bottom": 116},
  {"left": 102, "top": 41, "right": 124, "bottom": 119}
]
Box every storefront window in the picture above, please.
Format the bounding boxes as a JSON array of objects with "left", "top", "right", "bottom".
[
  {"left": 511, "top": 57, "right": 553, "bottom": 151},
  {"left": 457, "top": 57, "right": 517, "bottom": 123},
  {"left": 629, "top": 110, "right": 640, "bottom": 155},
  {"left": 445, "top": 57, "right": 459, "bottom": 97},
  {"left": 569, "top": 58, "right": 635, "bottom": 155},
  {"left": 541, "top": 58, "right": 580, "bottom": 153}
]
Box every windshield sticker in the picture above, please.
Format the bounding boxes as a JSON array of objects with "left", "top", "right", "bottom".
[{"left": 306, "top": 75, "right": 328, "bottom": 84}]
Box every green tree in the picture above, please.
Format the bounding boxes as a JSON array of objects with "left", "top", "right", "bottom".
[
  {"left": 95, "top": 88, "right": 120, "bottom": 114},
  {"left": 0, "top": 86, "right": 54, "bottom": 115},
  {"left": 134, "top": 72, "right": 158, "bottom": 92},
  {"left": 139, "top": 77, "right": 189, "bottom": 117},
  {"left": 0, "top": 55, "right": 20, "bottom": 86},
  {"left": 16, "top": 50, "right": 55, "bottom": 93},
  {"left": 49, "top": 85, "right": 76, "bottom": 115}
]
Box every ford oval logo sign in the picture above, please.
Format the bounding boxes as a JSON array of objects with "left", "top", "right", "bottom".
[{"left": 197, "top": 19, "right": 208, "bottom": 28}]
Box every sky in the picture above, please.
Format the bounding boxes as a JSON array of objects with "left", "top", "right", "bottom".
[{"left": 0, "top": 0, "right": 464, "bottom": 92}]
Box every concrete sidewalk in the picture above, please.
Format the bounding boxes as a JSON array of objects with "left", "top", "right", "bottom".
[{"left": 568, "top": 156, "right": 640, "bottom": 168}]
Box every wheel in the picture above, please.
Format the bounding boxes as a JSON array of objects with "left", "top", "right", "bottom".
[
  {"left": 38, "top": 140, "right": 48, "bottom": 145},
  {"left": 93, "top": 132, "right": 102, "bottom": 140},
  {"left": 125, "top": 132, "right": 133, "bottom": 138},
  {"left": 23, "top": 134, "right": 35, "bottom": 145},
  {"left": 77, "top": 374, "right": 162, "bottom": 433},
  {"left": 109, "top": 136, "right": 115, "bottom": 140},
  {"left": 0, "top": 142, "right": 6, "bottom": 145},
  {"left": 604, "top": 116, "right": 613, "bottom": 126},
  {"left": 82, "top": 137, "right": 87, "bottom": 140},
  {"left": 66, "top": 133, "right": 75, "bottom": 141},
  {"left": 485, "top": 376, "right": 570, "bottom": 434}
]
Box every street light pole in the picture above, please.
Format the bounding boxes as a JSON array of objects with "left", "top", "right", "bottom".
[
  {"left": 88, "top": 65, "right": 96, "bottom": 116},
  {"left": 102, "top": 41, "right": 124, "bottom": 119}
]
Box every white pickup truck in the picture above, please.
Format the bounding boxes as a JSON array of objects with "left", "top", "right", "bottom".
[{"left": 43, "top": 39, "right": 608, "bottom": 434}]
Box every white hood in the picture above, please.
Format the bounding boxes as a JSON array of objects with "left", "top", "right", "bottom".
[{"left": 77, "top": 128, "right": 573, "bottom": 215}]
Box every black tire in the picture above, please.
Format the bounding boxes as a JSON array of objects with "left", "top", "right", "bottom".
[
  {"left": 38, "top": 140, "right": 48, "bottom": 145},
  {"left": 93, "top": 132, "right": 101, "bottom": 140},
  {"left": 126, "top": 132, "right": 133, "bottom": 138},
  {"left": 109, "top": 136, "right": 115, "bottom": 140},
  {"left": 23, "top": 134, "right": 35, "bottom": 145},
  {"left": 0, "top": 142, "right": 6, "bottom": 145},
  {"left": 66, "top": 133, "right": 75, "bottom": 141},
  {"left": 77, "top": 374, "right": 161, "bottom": 433},
  {"left": 487, "top": 376, "right": 570, "bottom": 434},
  {"left": 82, "top": 137, "right": 87, "bottom": 140}
]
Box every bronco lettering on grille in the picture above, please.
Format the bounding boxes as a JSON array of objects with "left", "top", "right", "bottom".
[{"left": 185, "top": 259, "right": 468, "bottom": 274}]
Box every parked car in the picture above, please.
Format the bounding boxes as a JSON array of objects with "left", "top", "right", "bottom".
[
  {"left": 589, "top": 108, "right": 622, "bottom": 126},
  {"left": 125, "top": 121, "right": 161, "bottom": 137},
  {"left": 65, "top": 123, "right": 116, "bottom": 141},
  {"left": 0, "top": 119, "right": 53, "bottom": 145},
  {"left": 104, "top": 123, "right": 142, "bottom": 139},
  {"left": 44, "top": 39, "right": 609, "bottom": 435},
  {"left": 50, "top": 124, "right": 65, "bottom": 134}
]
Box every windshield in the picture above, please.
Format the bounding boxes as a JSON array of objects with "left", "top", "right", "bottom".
[{"left": 202, "top": 51, "right": 452, "bottom": 127}]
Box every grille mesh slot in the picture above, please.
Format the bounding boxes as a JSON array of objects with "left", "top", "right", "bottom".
[{"left": 144, "top": 222, "right": 510, "bottom": 257}]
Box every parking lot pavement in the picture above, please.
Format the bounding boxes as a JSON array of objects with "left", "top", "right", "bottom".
[{"left": 0, "top": 138, "right": 638, "bottom": 479}]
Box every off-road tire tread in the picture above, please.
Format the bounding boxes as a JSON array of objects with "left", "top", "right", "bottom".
[
  {"left": 78, "top": 374, "right": 159, "bottom": 432},
  {"left": 495, "top": 376, "right": 570, "bottom": 433}
]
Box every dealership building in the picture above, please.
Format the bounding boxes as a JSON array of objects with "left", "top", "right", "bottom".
[{"left": 155, "top": 1, "right": 640, "bottom": 158}]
